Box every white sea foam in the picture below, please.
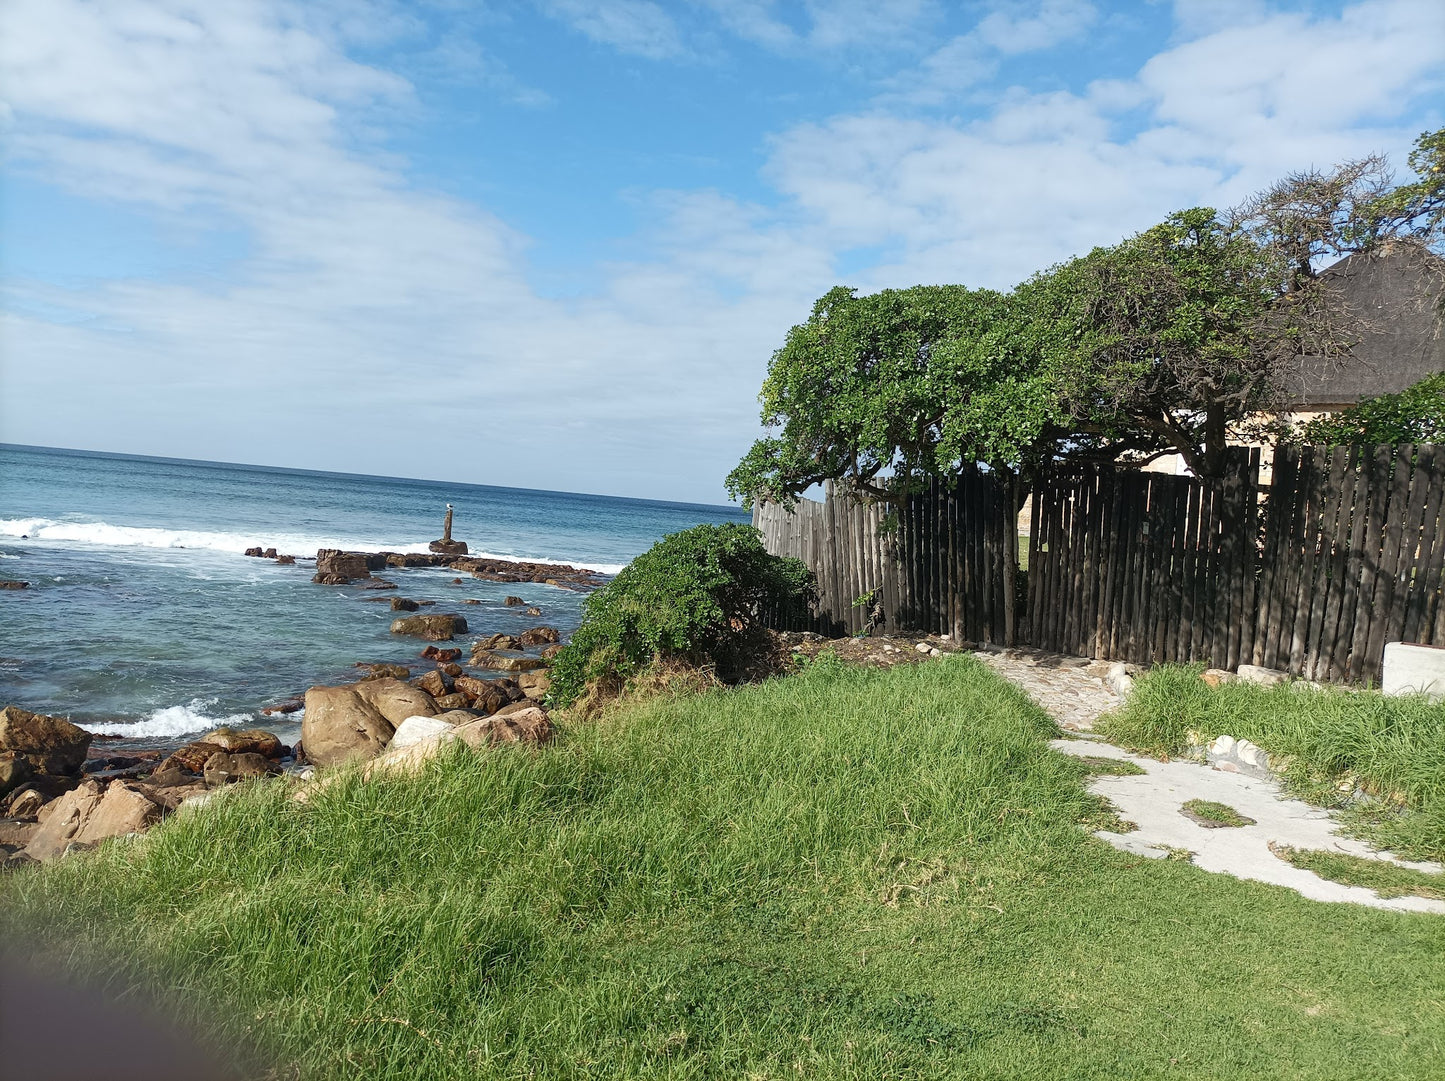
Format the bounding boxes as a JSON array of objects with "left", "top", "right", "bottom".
[
  {"left": 0, "top": 517, "right": 625, "bottom": 575},
  {"left": 82, "top": 699, "right": 255, "bottom": 739}
]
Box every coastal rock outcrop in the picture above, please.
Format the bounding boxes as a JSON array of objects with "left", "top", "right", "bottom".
[
  {"left": 202, "top": 751, "right": 280, "bottom": 787},
  {"left": 518, "top": 671, "right": 552, "bottom": 699},
  {"left": 0, "top": 751, "right": 33, "bottom": 798},
  {"left": 420, "top": 646, "right": 462, "bottom": 662},
  {"left": 469, "top": 649, "right": 545, "bottom": 673},
  {"left": 518, "top": 626, "right": 561, "bottom": 647},
  {"left": 504, "top": 596, "right": 525, "bottom": 607},
  {"left": 353, "top": 677, "right": 438, "bottom": 727},
  {"left": 390, "top": 597, "right": 419, "bottom": 612},
  {"left": 390, "top": 613, "right": 468, "bottom": 641},
  {"left": 473, "top": 633, "right": 522, "bottom": 652},
  {"left": 200, "top": 727, "right": 283, "bottom": 759},
  {"left": 301, "top": 686, "right": 395, "bottom": 767},
  {"left": 1, "top": 580, "right": 31, "bottom": 589},
  {"left": 23, "top": 779, "right": 163, "bottom": 861},
  {"left": 0, "top": 705, "right": 92, "bottom": 776},
  {"left": 312, "top": 549, "right": 384, "bottom": 585},
  {"left": 411, "top": 669, "right": 452, "bottom": 698}
]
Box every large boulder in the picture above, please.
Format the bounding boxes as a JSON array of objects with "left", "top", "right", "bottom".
[
  {"left": 0, "top": 705, "right": 92, "bottom": 776},
  {"left": 301, "top": 686, "right": 395, "bottom": 768},
  {"left": 453, "top": 675, "right": 509, "bottom": 715},
  {"left": 388, "top": 715, "right": 460, "bottom": 752},
  {"left": 518, "top": 626, "right": 561, "bottom": 646},
  {"left": 469, "top": 650, "right": 544, "bottom": 673},
  {"left": 473, "top": 633, "right": 522, "bottom": 652},
  {"left": 390, "top": 614, "right": 468, "bottom": 641},
  {"left": 202, "top": 751, "right": 280, "bottom": 787},
  {"left": 24, "top": 779, "right": 163, "bottom": 861},
  {"left": 411, "top": 669, "right": 452, "bottom": 698},
  {"left": 0, "top": 751, "right": 34, "bottom": 799},
  {"left": 455, "top": 707, "right": 553, "bottom": 749},
  {"left": 200, "top": 727, "right": 283, "bottom": 759},
  {"left": 517, "top": 671, "right": 552, "bottom": 699},
  {"left": 155, "top": 741, "right": 227, "bottom": 776},
  {"left": 353, "top": 678, "right": 438, "bottom": 727}
]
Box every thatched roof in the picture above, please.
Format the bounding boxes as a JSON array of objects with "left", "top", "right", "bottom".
[{"left": 1281, "top": 243, "right": 1445, "bottom": 408}]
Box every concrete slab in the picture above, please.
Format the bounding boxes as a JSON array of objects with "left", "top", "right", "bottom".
[
  {"left": 1052, "top": 738, "right": 1445, "bottom": 914},
  {"left": 1382, "top": 641, "right": 1445, "bottom": 699}
]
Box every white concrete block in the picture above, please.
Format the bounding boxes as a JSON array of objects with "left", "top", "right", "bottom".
[{"left": 1381, "top": 641, "right": 1445, "bottom": 700}]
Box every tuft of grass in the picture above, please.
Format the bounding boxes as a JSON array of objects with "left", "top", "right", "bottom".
[
  {"left": 1075, "top": 755, "right": 1148, "bottom": 777},
  {"left": 1180, "top": 799, "right": 1256, "bottom": 829},
  {"left": 1271, "top": 846, "right": 1445, "bottom": 900},
  {"left": 1098, "top": 665, "right": 1445, "bottom": 860},
  {"left": 5, "top": 654, "right": 1445, "bottom": 1079}
]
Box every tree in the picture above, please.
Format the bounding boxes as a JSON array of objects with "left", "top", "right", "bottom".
[{"left": 1291, "top": 372, "right": 1445, "bottom": 446}]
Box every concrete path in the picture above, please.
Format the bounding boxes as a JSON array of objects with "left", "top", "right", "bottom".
[{"left": 970, "top": 647, "right": 1445, "bottom": 914}]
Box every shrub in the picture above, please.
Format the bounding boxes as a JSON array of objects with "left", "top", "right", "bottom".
[{"left": 547, "top": 523, "right": 814, "bottom": 708}]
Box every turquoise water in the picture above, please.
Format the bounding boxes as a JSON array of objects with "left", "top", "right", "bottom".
[{"left": 0, "top": 444, "right": 748, "bottom": 746}]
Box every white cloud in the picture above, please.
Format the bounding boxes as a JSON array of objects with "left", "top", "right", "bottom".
[{"left": 535, "top": 0, "right": 685, "bottom": 59}]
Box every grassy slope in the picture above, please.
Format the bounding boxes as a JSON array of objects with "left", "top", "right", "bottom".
[
  {"left": 1099, "top": 665, "right": 1445, "bottom": 860},
  {"left": 6, "top": 655, "right": 1445, "bottom": 1079}
]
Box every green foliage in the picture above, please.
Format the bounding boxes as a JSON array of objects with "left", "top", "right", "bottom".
[
  {"left": 9, "top": 659, "right": 1445, "bottom": 1079},
  {"left": 546, "top": 523, "right": 813, "bottom": 707},
  {"left": 1293, "top": 372, "right": 1445, "bottom": 446},
  {"left": 1180, "top": 799, "right": 1256, "bottom": 828},
  {"left": 1099, "top": 665, "right": 1445, "bottom": 859},
  {"left": 1271, "top": 845, "right": 1445, "bottom": 899}
]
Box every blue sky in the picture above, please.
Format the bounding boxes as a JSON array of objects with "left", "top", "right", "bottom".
[{"left": 2, "top": 0, "right": 1443, "bottom": 503}]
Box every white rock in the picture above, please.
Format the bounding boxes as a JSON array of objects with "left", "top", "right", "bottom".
[
  {"left": 939, "top": 634, "right": 951, "bottom": 641},
  {"left": 1236, "top": 664, "right": 1287, "bottom": 687},
  {"left": 915, "top": 642, "right": 931, "bottom": 654},
  {"left": 389, "top": 715, "right": 460, "bottom": 752},
  {"left": 1209, "top": 735, "right": 1237, "bottom": 756},
  {"left": 929, "top": 647, "right": 941, "bottom": 657},
  {"left": 1106, "top": 663, "right": 1135, "bottom": 698}
]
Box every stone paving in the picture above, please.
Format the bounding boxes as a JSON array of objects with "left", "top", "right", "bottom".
[{"left": 967, "top": 645, "right": 1445, "bottom": 913}]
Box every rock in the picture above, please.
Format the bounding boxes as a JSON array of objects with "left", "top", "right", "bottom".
[
  {"left": 1236, "top": 664, "right": 1287, "bottom": 687},
  {"left": 0, "top": 580, "right": 31, "bottom": 590},
  {"left": 358, "top": 577, "right": 398, "bottom": 591},
  {"left": 526, "top": 606, "right": 542, "bottom": 617},
  {"left": 139, "top": 781, "right": 210, "bottom": 812},
  {"left": 156, "top": 741, "right": 227, "bottom": 776},
  {"left": 3, "top": 786, "right": 49, "bottom": 819},
  {"left": 455, "top": 706, "right": 553, "bottom": 749},
  {"left": 411, "top": 669, "right": 452, "bottom": 698},
  {"left": 276, "top": 554, "right": 296, "bottom": 565},
  {"left": 260, "top": 697, "right": 305, "bottom": 716},
  {"left": 463, "top": 598, "right": 482, "bottom": 605},
  {"left": 433, "top": 693, "right": 472, "bottom": 711},
  {"left": 0, "top": 706, "right": 93, "bottom": 776},
  {"left": 262, "top": 547, "right": 278, "bottom": 559},
  {"left": 244, "top": 547, "right": 263, "bottom": 557},
  {"left": 470, "top": 650, "right": 544, "bottom": 673},
  {"left": 357, "top": 662, "right": 411, "bottom": 681},
  {"left": 517, "top": 671, "right": 551, "bottom": 698},
  {"left": 429, "top": 539, "right": 469, "bottom": 556},
  {"left": 24, "top": 779, "right": 163, "bottom": 861},
  {"left": 1200, "top": 669, "right": 1235, "bottom": 688},
  {"left": 0, "top": 751, "right": 33, "bottom": 798},
  {"left": 312, "top": 549, "right": 373, "bottom": 584},
  {"left": 1106, "top": 662, "right": 1136, "bottom": 699},
  {"left": 0, "top": 818, "right": 37, "bottom": 846},
  {"left": 388, "top": 715, "right": 460, "bottom": 752},
  {"left": 390, "top": 597, "right": 420, "bottom": 612},
  {"left": 420, "top": 646, "right": 462, "bottom": 662},
  {"left": 353, "top": 677, "right": 438, "bottom": 727},
  {"left": 473, "top": 633, "right": 522, "bottom": 652},
  {"left": 1206, "top": 734, "right": 1275, "bottom": 780},
  {"left": 200, "top": 727, "right": 283, "bottom": 759},
  {"left": 504, "top": 596, "right": 525, "bottom": 607},
  {"left": 390, "top": 613, "right": 468, "bottom": 641},
  {"left": 439, "top": 662, "right": 464, "bottom": 677},
  {"left": 452, "top": 578, "right": 463, "bottom": 584},
  {"left": 202, "top": 751, "right": 280, "bottom": 786},
  {"left": 453, "top": 675, "right": 508, "bottom": 714},
  {"left": 541, "top": 643, "right": 565, "bottom": 661},
  {"left": 300, "top": 685, "right": 396, "bottom": 768},
  {"left": 518, "top": 626, "right": 560, "bottom": 647},
  {"left": 492, "top": 699, "right": 543, "bottom": 718}
]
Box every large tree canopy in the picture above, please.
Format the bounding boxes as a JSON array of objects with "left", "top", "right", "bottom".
[{"left": 728, "top": 128, "right": 1445, "bottom": 507}]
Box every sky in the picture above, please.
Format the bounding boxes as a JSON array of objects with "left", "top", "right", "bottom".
[{"left": 2, "top": 0, "right": 1443, "bottom": 505}]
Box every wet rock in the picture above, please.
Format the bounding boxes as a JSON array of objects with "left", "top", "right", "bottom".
[
  {"left": 452, "top": 578, "right": 463, "bottom": 584},
  {"left": 201, "top": 728, "right": 283, "bottom": 759},
  {"left": 358, "top": 577, "right": 398, "bottom": 591},
  {"left": 526, "top": 606, "right": 542, "bottom": 617},
  {"left": 276, "top": 554, "right": 297, "bottom": 565},
  {"left": 429, "top": 539, "right": 468, "bottom": 556},
  {"left": 300, "top": 686, "right": 395, "bottom": 768},
  {"left": 0, "top": 706, "right": 93, "bottom": 776},
  {"left": 357, "top": 662, "right": 411, "bottom": 681},
  {"left": 463, "top": 598, "right": 482, "bottom": 604},
  {"left": 313, "top": 549, "right": 374, "bottom": 584},
  {"left": 420, "top": 645, "right": 462, "bottom": 663},
  {"left": 470, "top": 650, "right": 545, "bottom": 673},
  {"left": 411, "top": 669, "right": 452, "bottom": 698},
  {"left": 352, "top": 677, "right": 438, "bottom": 727},
  {"left": 262, "top": 547, "right": 278, "bottom": 559},
  {"left": 0, "top": 751, "right": 33, "bottom": 798},
  {"left": 0, "top": 580, "right": 30, "bottom": 590},
  {"left": 390, "top": 613, "right": 468, "bottom": 641},
  {"left": 503, "top": 596, "right": 525, "bottom": 607},
  {"left": 518, "top": 626, "right": 560, "bottom": 647},
  {"left": 439, "top": 662, "right": 463, "bottom": 677},
  {"left": 473, "top": 633, "right": 522, "bottom": 652},
  {"left": 391, "top": 597, "right": 420, "bottom": 612},
  {"left": 156, "top": 741, "right": 227, "bottom": 776},
  {"left": 244, "top": 547, "right": 263, "bottom": 557},
  {"left": 260, "top": 698, "right": 305, "bottom": 716},
  {"left": 202, "top": 751, "right": 280, "bottom": 787}
]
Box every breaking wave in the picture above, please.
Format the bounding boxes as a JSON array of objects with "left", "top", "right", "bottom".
[{"left": 81, "top": 699, "right": 259, "bottom": 739}]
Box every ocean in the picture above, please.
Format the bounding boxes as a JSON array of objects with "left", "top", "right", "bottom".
[{"left": 0, "top": 444, "right": 749, "bottom": 748}]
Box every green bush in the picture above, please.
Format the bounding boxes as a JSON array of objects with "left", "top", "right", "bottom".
[{"left": 547, "top": 523, "right": 814, "bottom": 707}]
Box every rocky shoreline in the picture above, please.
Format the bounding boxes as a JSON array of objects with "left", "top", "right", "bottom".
[{"left": 0, "top": 545, "right": 595, "bottom": 867}]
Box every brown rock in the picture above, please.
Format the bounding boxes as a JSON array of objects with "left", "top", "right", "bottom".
[
  {"left": 276, "top": 554, "right": 297, "bottom": 565},
  {"left": 453, "top": 675, "right": 506, "bottom": 714},
  {"left": 473, "top": 633, "right": 522, "bottom": 651},
  {"left": 470, "top": 650, "right": 544, "bottom": 673},
  {"left": 454, "top": 707, "right": 553, "bottom": 749},
  {"left": 1, "top": 751, "right": 33, "bottom": 798},
  {"left": 391, "top": 597, "right": 420, "bottom": 612},
  {"left": 518, "top": 626, "right": 561, "bottom": 647},
  {"left": 0, "top": 580, "right": 31, "bottom": 590},
  {"left": 22, "top": 781, "right": 103, "bottom": 860},
  {"left": 203, "top": 751, "right": 280, "bottom": 787},
  {"left": 390, "top": 613, "right": 468, "bottom": 641},
  {"left": 411, "top": 669, "right": 452, "bottom": 698},
  {"left": 314, "top": 549, "right": 373, "bottom": 583},
  {"left": 463, "top": 598, "right": 482, "bottom": 605},
  {"left": 3, "top": 787, "right": 49, "bottom": 819},
  {"left": 300, "top": 685, "right": 395, "bottom": 768},
  {"left": 353, "top": 677, "right": 438, "bottom": 727},
  {"left": 140, "top": 781, "right": 210, "bottom": 811},
  {"left": 517, "top": 671, "right": 552, "bottom": 699},
  {"left": 0, "top": 818, "right": 37, "bottom": 847},
  {"left": 358, "top": 577, "right": 398, "bottom": 591},
  {"left": 244, "top": 547, "right": 263, "bottom": 557},
  {"left": 439, "top": 662, "right": 463, "bottom": 677},
  {"left": 357, "top": 662, "right": 411, "bottom": 681},
  {"left": 260, "top": 698, "right": 305, "bottom": 716},
  {"left": 0, "top": 705, "right": 93, "bottom": 776},
  {"left": 503, "top": 596, "right": 525, "bottom": 606},
  {"left": 541, "top": 643, "right": 564, "bottom": 661},
  {"left": 25, "top": 780, "right": 162, "bottom": 860},
  {"left": 433, "top": 693, "right": 471, "bottom": 711},
  {"left": 420, "top": 646, "right": 462, "bottom": 662},
  {"left": 156, "top": 741, "right": 226, "bottom": 776},
  {"left": 492, "top": 698, "right": 543, "bottom": 718},
  {"left": 201, "top": 727, "right": 283, "bottom": 759},
  {"left": 262, "top": 547, "right": 278, "bottom": 559},
  {"left": 525, "top": 606, "right": 542, "bottom": 617}
]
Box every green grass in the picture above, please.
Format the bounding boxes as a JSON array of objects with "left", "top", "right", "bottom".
[
  {"left": 1075, "top": 755, "right": 1147, "bottom": 777},
  {"left": 6, "top": 654, "right": 1445, "bottom": 1079},
  {"left": 1180, "top": 799, "right": 1256, "bottom": 828},
  {"left": 1099, "top": 665, "right": 1445, "bottom": 861},
  {"left": 1271, "top": 846, "right": 1445, "bottom": 900}
]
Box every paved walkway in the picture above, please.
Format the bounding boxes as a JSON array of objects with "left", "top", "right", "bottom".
[{"left": 970, "top": 647, "right": 1445, "bottom": 914}]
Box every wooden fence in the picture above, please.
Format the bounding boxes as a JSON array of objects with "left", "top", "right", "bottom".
[{"left": 753, "top": 443, "right": 1445, "bottom": 684}]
